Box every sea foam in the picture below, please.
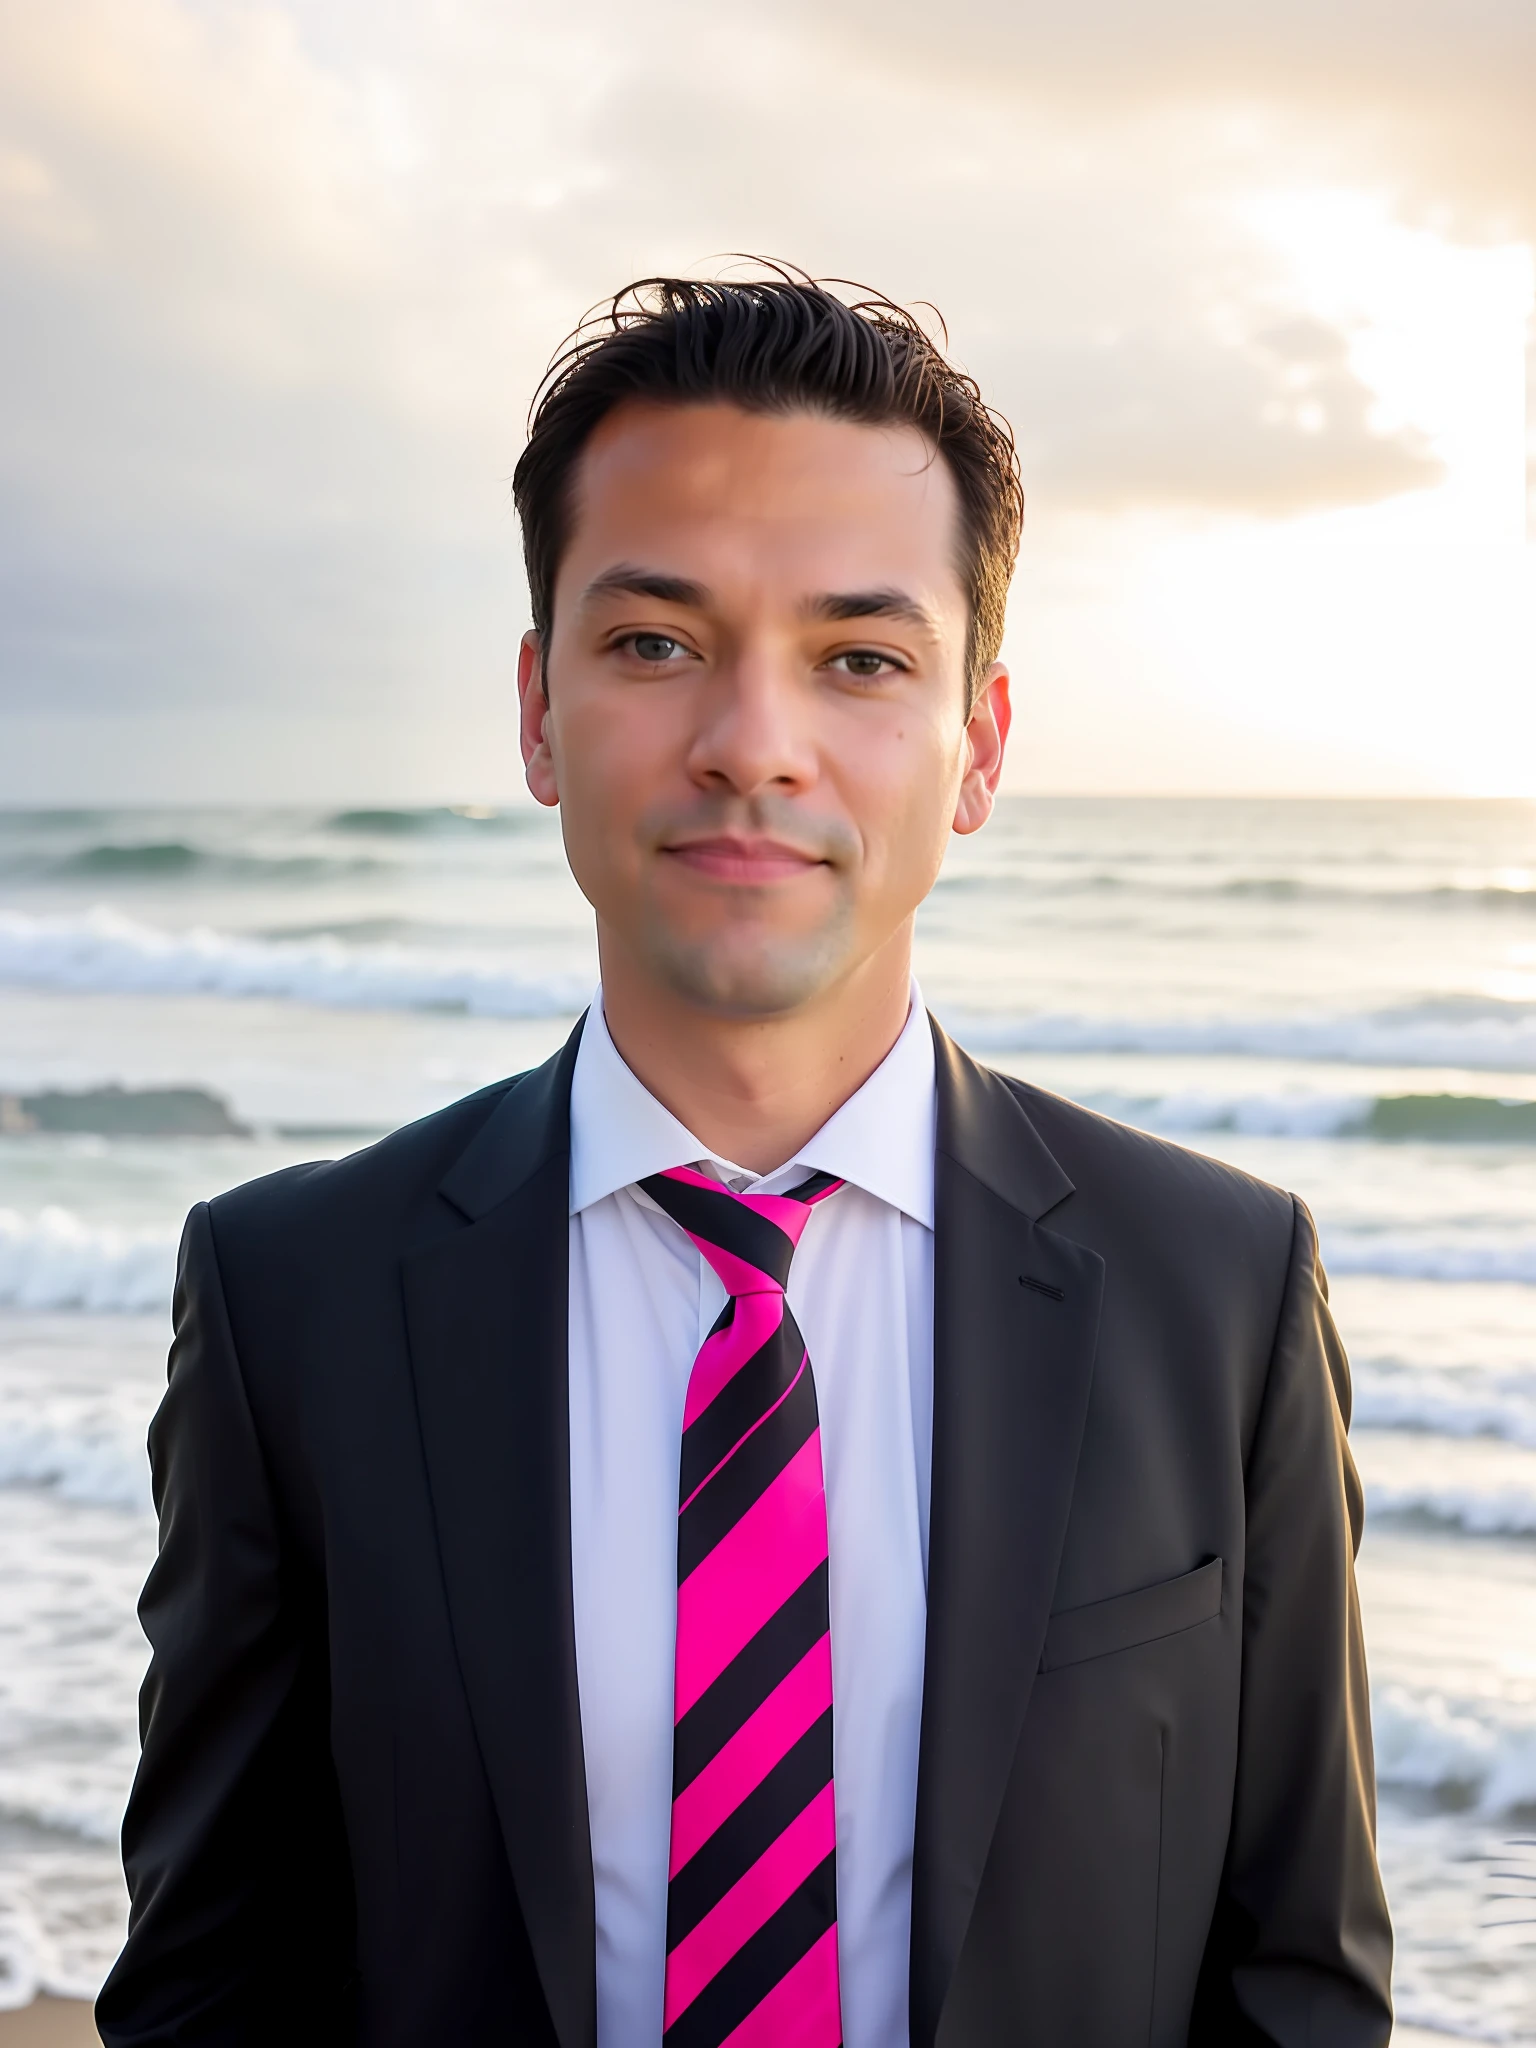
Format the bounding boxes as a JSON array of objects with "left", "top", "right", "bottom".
[
  {"left": 1353, "top": 1363, "right": 1536, "bottom": 1449},
  {"left": 1090, "top": 1090, "right": 1536, "bottom": 1143},
  {"left": 0, "top": 1412, "right": 150, "bottom": 1512},
  {"left": 955, "top": 999, "right": 1536, "bottom": 1073},
  {"left": 1322, "top": 1236, "right": 1536, "bottom": 1286},
  {"left": 0, "top": 1209, "right": 175, "bottom": 1314},
  {"left": 1374, "top": 1685, "right": 1536, "bottom": 1815},
  {"left": 0, "top": 907, "right": 587, "bottom": 1018},
  {"left": 1367, "top": 1476, "right": 1536, "bottom": 1537}
]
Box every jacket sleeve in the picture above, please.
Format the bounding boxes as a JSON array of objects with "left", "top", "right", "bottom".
[
  {"left": 1193, "top": 1195, "right": 1394, "bottom": 2044},
  {"left": 95, "top": 1202, "right": 355, "bottom": 2045}
]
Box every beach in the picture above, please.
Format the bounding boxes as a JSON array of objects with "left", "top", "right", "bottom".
[
  {"left": 1, "top": 796, "right": 1532, "bottom": 2036},
  {"left": 0, "top": 2003, "right": 95, "bottom": 2046}
]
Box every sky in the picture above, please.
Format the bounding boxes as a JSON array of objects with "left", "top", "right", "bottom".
[{"left": 0, "top": 0, "right": 1532, "bottom": 801}]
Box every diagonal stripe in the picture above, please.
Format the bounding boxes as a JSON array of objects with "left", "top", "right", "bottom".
[
  {"left": 680, "top": 1350, "right": 808, "bottom": 1518},
  {"left": 667, "top": 1712, "right": 831, "bottom": 1944},
  {"left": 676, "top": 1232, "right": 788, "bottom": 1303},
  {"left": 643, "top": 1172, "right": 797, "bottom": 1289},
  {"left": 679, "top": 1330, "right": 793, "bottom": 1508},
  {"left": 663, "top": 1782, "right": 837, "bottom": 2028},
  {"left": 728, "top": 1188, "right": 819, "bottom": 1241},
  {"left": 673, "top": 1565, "right": 829, "bottom": 1793},
  {"left": 681, "top": 1291, "right": 784, "bottom": 1433},
  {"left": 678, "top": 1356, "right": 816, "bottom": 1579},
  {"left": 670, "top": 1635, "right": 833, "bottom": 1875},
  {"left": 674, "top": 1433, "right": 829, "bottom": 1718},
  {"left": 663, "top": 1856, "right": 837, "bottom": 2048},
  {"left": 655, "top": 1168, "right": 821, "bottom": 1250},
  {"left": 717, "top": 1924, "right": 841, "bottom": 2048}
]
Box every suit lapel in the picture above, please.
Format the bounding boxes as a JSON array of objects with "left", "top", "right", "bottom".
[
  {"left": 402, "top": 1025, "right": 596, "bottom": 2048},
  {"left": 910, "top": 1022, "right": 1105, "bottom": 2047}
]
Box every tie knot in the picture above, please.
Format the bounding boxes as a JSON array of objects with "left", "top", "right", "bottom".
[{"left": 639, "top": 1165, "right": 843, "bottom": 1297}]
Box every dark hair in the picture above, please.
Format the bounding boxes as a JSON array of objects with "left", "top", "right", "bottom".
[{"left": 512, "top": 265, "right": 1024, "bottom": 707}]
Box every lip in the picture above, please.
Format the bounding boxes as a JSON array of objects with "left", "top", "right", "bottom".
[{"left": 661, "top": 835, "right": 826, "bottom": 884}]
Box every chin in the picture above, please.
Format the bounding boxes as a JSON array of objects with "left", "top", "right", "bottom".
[{"left": 652, "top": 925, "right": 852, "bottom": 1020}]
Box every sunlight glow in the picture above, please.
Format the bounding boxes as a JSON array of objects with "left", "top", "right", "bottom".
[
  {"left": 1253, "top": 191, "right": 1532, "bottom": 544},
  {"left": 1114, "top": 192, "right": 1536, "bottom": 796}
]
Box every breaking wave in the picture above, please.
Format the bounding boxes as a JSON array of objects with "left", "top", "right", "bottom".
[
  {"left": 324, "top": 806, "right": 539, "bottom": 836},
  {"left": 1374, "top": 1685, "right": 1536, "bottom": 1815},
  {"left": 1367, "top": 1477, "right": 1536, "bottom": 1537},
  {"left": 1321, "top": 1236, "right": 1536, "bottom": 1286},
  {"left": 0, "top": 1209, "right": 175, "bottom": 1314},
  {"left": 0, "top": 1415, "right": 148, "bottom": 1513},
  {"left": 0, "top": 908, "right": 588, "bottom": 1017},
  {"left": 1091, "top": 1090, "right": 1536, "bottom": 1143},
  {"left": 953, "top": 997, "right": 1536, "bottom": 1072},
  {"left": 1353, "top": 1366, "right": 1536, "bottom": 1450}
]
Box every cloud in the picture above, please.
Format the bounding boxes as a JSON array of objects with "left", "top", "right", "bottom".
[
  {"left": 790, "top": 0, "right": 1536, "bottom": 233},
  {"left": 0, "top": 0, "right": 1523, "bottom": 794}
]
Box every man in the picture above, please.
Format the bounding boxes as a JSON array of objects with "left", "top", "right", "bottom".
[{"left": 98, "top": 274, "right": 1393, "bottom": 2047}]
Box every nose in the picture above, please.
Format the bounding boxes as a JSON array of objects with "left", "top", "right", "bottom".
[{"left": 684, "top": 645, "right": 819, "bottom": 800}]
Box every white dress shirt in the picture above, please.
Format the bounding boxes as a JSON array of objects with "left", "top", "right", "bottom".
[{"left": 567, "top": 988, "right": 936, "bottom": 2048}]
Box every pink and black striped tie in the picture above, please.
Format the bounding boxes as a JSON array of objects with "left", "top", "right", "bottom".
[{"left": 640, "top": 1164, "right": 845, "bottom": 2048}]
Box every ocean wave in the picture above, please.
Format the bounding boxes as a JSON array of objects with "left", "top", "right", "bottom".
[
  {"left": 1354, "top": 1368, "right": 1536, "bottom": 1450},
  {"left": 1322, "top": 1237, "right": 1536, "bottom": 1286},
  {"left": 1367, "top": 1477, "right": 1536, "bottom": 1537},
  {"left": 54, "top": 841, "right": 201, "bottom": 877},
  {"left": 1092, "top": 1090, "right": 1536, "bottom": 1143},
  {"left": 325, "top": 805, "right": 538, "bottom": 836},
  {"left": 934, "top": 866, "right": 1536, "bottom": 913},
  {"left": 0, "top": 1789, "right": 123, "bottom": 1850},
  {"left": 0, "top": 1861, "right": 125, "bottom": 2009},
  {"left": 1216, "top": 877, "right": 1536, "bottom": 915},
  {"left": 954, "top": 997, "right": 1536, "bottom": 1072},
  {"left": 0, "top": 1209, "right": 175, "bottom": 1313},
  {"left": 5, "top": 843, "right": 387, "bottom": 884},
  {"left": 1374, "top": 1685, "right": 1536, "bottom": 1814},
  {"left": 0, "top": 1414, "right": 149, "bottom": 1512},
  {"left": 0, "top": 907, "right": 588, "bottom": 1016}
]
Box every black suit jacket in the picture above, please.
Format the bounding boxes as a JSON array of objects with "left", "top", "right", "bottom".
[{"left": 98, "top": 1019, "right": 1392, "bottom": 2046}]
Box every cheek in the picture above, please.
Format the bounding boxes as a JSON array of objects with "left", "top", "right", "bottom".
[
  {"left": 550, "top": 692, "right": 674, "bottom": 872},
  {"left": 843, "top": 718, "right": 960, "bottom": 895}
]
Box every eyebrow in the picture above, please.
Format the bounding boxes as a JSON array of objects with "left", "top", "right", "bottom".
[
  {"left": 577, "top": 566, "right": 940, "bottom": 637},
  {"left": 803, "top": 588, "right": 939, "bottom": 634},
  {"left": 577, "top": 565, "right": 711, "bottom": 610}
]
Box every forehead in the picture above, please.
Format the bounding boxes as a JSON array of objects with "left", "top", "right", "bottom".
[{"left": 559, "top": 401, "right": 966, "bottom": 616}]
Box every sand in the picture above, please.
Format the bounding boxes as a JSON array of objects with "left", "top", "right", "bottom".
[{"left": 0, "top": 2004, "right": 97, "bottom": 2047}]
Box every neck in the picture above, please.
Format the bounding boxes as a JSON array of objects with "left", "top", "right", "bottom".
[{"left": 594, "top": 927, "right": 916, "bottom": 1175}]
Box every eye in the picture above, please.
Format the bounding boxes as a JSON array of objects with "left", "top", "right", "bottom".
[
  {"left": 827, "top": 648, "right": 903, "bottom": 680},
  {"left": 619, "top": 632, "right": 693, "bottom": 665}
]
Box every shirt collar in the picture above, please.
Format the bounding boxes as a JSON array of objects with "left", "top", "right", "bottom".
[{"left": 568, "top": 984, "right": 936, "bottom": 1230}]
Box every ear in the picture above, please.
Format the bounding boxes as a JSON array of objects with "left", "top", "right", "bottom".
[
  {"left": 952, "top": 664, "right": 1011, "bottom": 837},
  {"left": 518, "top": 631, "right": 560, "bottom": 807}
]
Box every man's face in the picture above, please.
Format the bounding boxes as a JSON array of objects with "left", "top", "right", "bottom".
[{"left": 519, "top": 400, "right": 1009, "bottom": 1018}]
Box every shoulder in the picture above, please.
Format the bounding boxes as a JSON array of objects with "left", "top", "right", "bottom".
[
  {"left": 999, "top": 1072, "right": 1299, "bottom": 1280},
  {"left": 1009, "top": 1074, "right": 1292, "bottom": 1222},
  {"left": 204, "top": 1073, "right": 525, "bottom": 1258}
]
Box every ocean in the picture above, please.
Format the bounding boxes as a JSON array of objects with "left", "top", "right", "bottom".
[{"left": 0, "top": 795, "right": 1533, "bottom": 2038}]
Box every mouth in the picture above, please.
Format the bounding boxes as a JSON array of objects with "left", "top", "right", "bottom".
[{"left": 660, "top": 835, "right": 827, "bottom": 885}]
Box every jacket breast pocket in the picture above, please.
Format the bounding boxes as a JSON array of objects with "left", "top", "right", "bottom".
[{"left": 1039, "top": 1556, "right": 1223, "bottom": 1672}]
